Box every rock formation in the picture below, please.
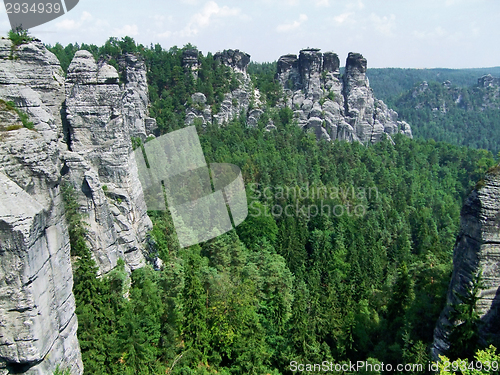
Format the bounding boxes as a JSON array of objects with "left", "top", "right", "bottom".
[
  {"left": 0, "top": 38, "right": 83, "bottom": 375},
  {"left": 184, "top": 48, "right": 411, "bottom": 144},
  {"left": 64, "top": 50, "right": 153, "bottom": 273},
  {"left": 118, "top": 53, "right": 158, "bottom": 138},
  {"left": 182, "top": 48, "right": 200, "bottom": 78},
  {"left": 185, "top": 48, "right": 263, "bottom": 129},
  {"left": 0, "top": 39, "right": 413, "bottom": 374},
  {"left": 277, "top": 49, "right": 412, "bottom": 143},
  {"left": 0, "top": 38, "right": 156, "bottom": 374},
  {"left": 478, "top": 74, "right": 500, "bottom": 88},
  {"left": 214, "top": 49, "right": 251, "bottom": 74},
  {"left": 433, "top": 166, "right": 500, "bottom": 358}
]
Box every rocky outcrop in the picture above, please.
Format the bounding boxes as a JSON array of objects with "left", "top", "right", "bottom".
[
  {"left": 1, "top": 39, "right": 157, "bottom": 374},
  {"left": 478, "top": 74, "right": 500, "bottom": 88},
  {"left": 0, "top": 38, "right": 65, "bottom": 141},
  {"left": 118, "top": 54, "right": 157, "bottom": 139},
  {"left": 477, "top": 75, "right": 500, "bottom": 111},
  {"left": 277, "top": 49, "right": 412, "bottom": 143},
  {"left": 214, "top": 49, "right": 251, "bottom": 74},
  {"left": 433, "top": 166, "right": 500, "bottom": 358},
  {"left": 0, "top": 39, "right": 82, "bottom": 374},
  {"left": 185, "top": 48, "right": 409, "bottom": 144},
  {"left": 182, "top": 48, "right": 200, "bottom": 77},
  {"left": 185, "top": 49, "right": 264, "bottom": 129},
  {"left": 64, "top": 50, "right": 152, "bottom": 273}
]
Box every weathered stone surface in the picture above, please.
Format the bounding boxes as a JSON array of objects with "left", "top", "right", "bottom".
[
  {"left": 182, "top": 48, "right": 200, "bottom": 70},
  {"left": 214, "top": 49, "right": 250, "bottom": 73},
  {"left": 478, "top": 74, "right": 500, "bottom": 88},
  {"left": 342, "top": 52, "right": 412, "bottom": 143},
  {"left": 274, "top": 48, "right": 413, "bottom": 143},
  {"left": 323, "top": 52, "right": 340, "bottom": 75},
  {"left": 192, "top": 92, "right": 207, "bottom": 104},
  {"left": 0, "top": 39, "right": 65, "bottom": 141},
  {"left": 185, "top": 49, "right": 264, "bottom": 129},
  {"left": 433, "top": 168, "right": 500, "bottom": 358},
  {"left": 118, "top": 53, "right": 157, "bottom": 139},
  {"left": 247, "top": 109, "right": 264, "bottom": 128},
  {"left": 277, "top": 54, "right": 301, "bottom": 91},
  {"left": 65, "top": 50, "right": 152, "bottom": 273},
  {"left": 0, "top": 39, "right": 82, "bottom": 374},
  {"left": 200, "top": 47, "right": 410, "bottom": 144},
  {"left": 0, "top": 171, "right": 82, "bottom": 375}
]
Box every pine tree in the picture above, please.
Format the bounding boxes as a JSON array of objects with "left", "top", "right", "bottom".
[{"left": 448, "top": 272, "right": 484, "bottom": 359}]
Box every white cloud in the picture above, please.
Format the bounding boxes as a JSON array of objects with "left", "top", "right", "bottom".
[
  {"left": 314, "top": 0, "right": 330, "bottom": 7},
  {"left": 370, "top": 13, "right": 396, "bottom": 36},
  {"left": 56, "top": 19, "right": 79, "bottom": 31},
  {"left": 81, "top": 11, "right": 92, "bottom": 21},
  {"left": 413, "top": 26, "right": 447, "bottom": 39},
  {"left": 113, "top": 24, "right": 139, "bottom": 37},
  {"left": 333, "top": 12, "right": 354, "bottom": 24},
  {"left": 260, "top": 0, "right": 300, "bottom": 5},
  {"left": 179, "top": 1, "right": 241, "bottom": 37},
  {"left": 55, "top": 11, "right": 92, "bottom": 31},
  {"left": 157, "top": 30, "right": 172, "bottom": 39},
  {"left": 151, "top": 15, "right": 166, "bottom": 22},
  {"left": 276, "top": 13, "right": 308, "bottom": 33},
  {"left": 346, "top": 0, "right": 364, "bottom": 10}
]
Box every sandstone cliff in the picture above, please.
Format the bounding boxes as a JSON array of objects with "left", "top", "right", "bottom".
[
  {"left": 0, "top": 38, "right": 156, "bottom": 374},
  {"left": 185, "top": 48, "right": 411, "bottom": 143},
  {"left": 433, "top": 166, "right": 500, "bottom": 358},
  {"left": 64, "top": 50, "right": 153, "bottom": 273},
  {"left": 0, "top": 38, "right": 82, "bottom": 375},
  {"left": 184, "top": 49, "right": 264, "bottom": 129},
  {"left": 277, "top": 49, "right": 412, "bottom": 143}
]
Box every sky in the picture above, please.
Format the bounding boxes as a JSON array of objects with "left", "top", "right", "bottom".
[{"left": 1, "top": 0, "right": 499, "bottom": 68}]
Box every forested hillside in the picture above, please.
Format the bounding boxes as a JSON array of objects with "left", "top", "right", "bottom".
[
  {"left": 390, "top": 78, "right": 500, "bottom": 154},
  {"left": 367, "top": 67, "right": 500, "bottom": 103},
  {"left": 47, "top": 38, "right": 500, "bottom": 374}
]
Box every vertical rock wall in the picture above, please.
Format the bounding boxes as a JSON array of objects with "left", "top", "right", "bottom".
[
  {"left": 1, "top": 39, "right": 157, "bottom": 374},
  {"left": 276, "top": 49, "right": 412, "bottom": 143},
  {"left": 64, "top": 50, "right": 153, "bottom": 273},
  {"left": 0, "top": 39, "right": 82, "bottom": 375},
  {"left": 433, "top": 168, "right": 500, "bottom": 358}
]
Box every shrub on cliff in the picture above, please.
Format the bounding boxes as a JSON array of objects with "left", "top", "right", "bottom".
[{"left": 7, "top": 27, "right": 33, "bottom": 47}]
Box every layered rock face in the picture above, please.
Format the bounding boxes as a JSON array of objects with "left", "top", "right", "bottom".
[
  {"left": 1, "top": 39, "right": 156, "bottom": 374},
  {"left": 478, "top": 74, "right": 500, "bottom": 88},
  {"left": 433, "top": 167, "right": 500, "bottom": 358},
  {"left": 477, "top": 75, "right": 500, "bottom": 110},
  {"left": 185, "top": 49, "right": 264, "bottom": 129},
  {"left": 184, "top": 48, "right": 410, "bottom": 143},
  {"left": 0, "top": 39, "right": 82, "bottom": 374},
  {"left": 277, "top": 49, "right": 412, "bottom": 143},
  {"left": 214, "top": 49, "right": 251, "bottom": 74},
  {"left": 118, "top": 53, "right": 157, "bottom": 138},
  {"left": 64, "top": 50, "right": 153, "bottom": 272},
  {"left": 182, "top": 48, "right": 201, "bottom": 78}
]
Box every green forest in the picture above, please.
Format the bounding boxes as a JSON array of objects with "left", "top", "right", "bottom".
[
  {"left": 390, "top": 80, "right": 500, "bottom": 154},
  {"left": 367, "top": 67, "right": 500, "bottom": 103},
  {"left": 47, "top": 37, "right": 500, "bottom": 374}
]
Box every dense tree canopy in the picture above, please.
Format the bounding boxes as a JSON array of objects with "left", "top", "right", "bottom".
[{"left": 52, "top": 36, "right": 500, "bottom": 374}]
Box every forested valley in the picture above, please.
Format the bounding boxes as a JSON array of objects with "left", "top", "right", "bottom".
[{"left": 46, "top": 38, "right": 500, "bottom": 374}]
